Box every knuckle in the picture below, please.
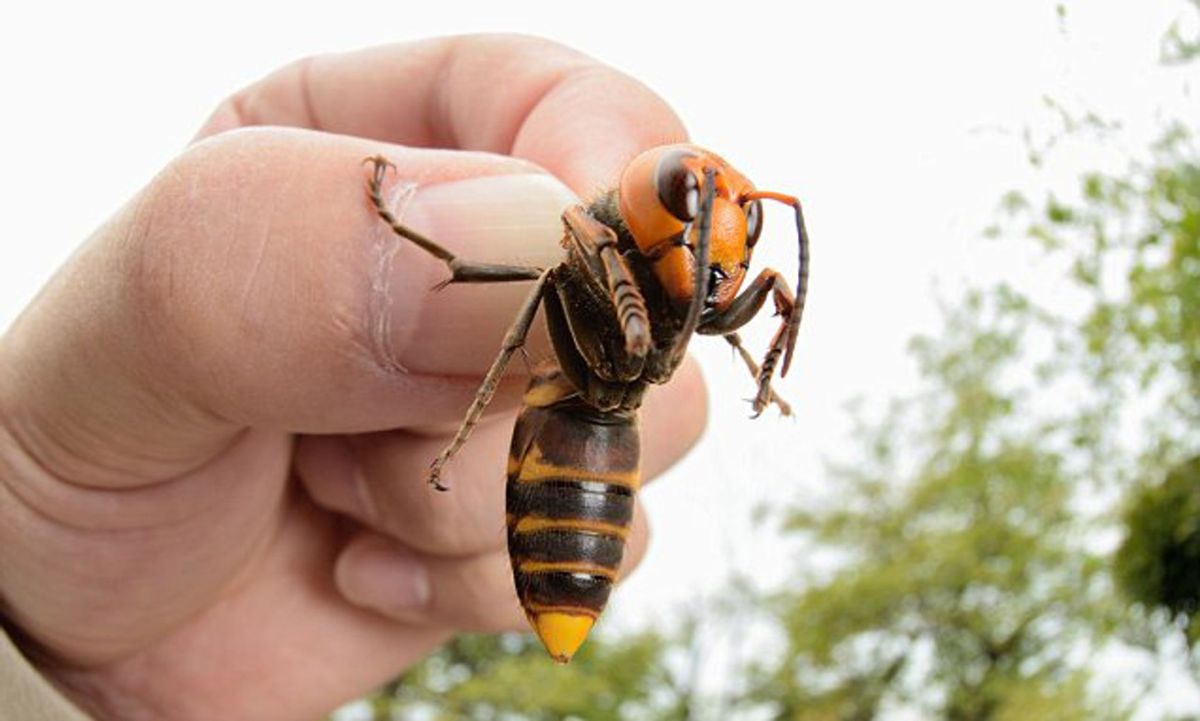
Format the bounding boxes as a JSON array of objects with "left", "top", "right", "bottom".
[{"left": 124, "top": 130, "right": 285, "bottom": 392}]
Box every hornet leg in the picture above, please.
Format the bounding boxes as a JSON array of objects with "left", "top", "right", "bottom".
[
  {"left": 366, "top": 155, "right": 544, "bottom": 287},
  {"left": 427, "top": 270, "right": 553, "bottom": 491},
  {"left": 723, "top": 332, "right": 792, "bottom": 416},
  {"left": 699, "top": 268, "right": 797, "bottom": 417}
]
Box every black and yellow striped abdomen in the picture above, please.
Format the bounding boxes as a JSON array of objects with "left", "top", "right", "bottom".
[{"left": 506, "top": 364, "right": 640, "bottom": 663}]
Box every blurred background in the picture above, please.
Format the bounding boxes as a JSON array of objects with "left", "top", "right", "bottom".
[{"left": 3, "top": 1, "right": 1199, "bottom": 719}]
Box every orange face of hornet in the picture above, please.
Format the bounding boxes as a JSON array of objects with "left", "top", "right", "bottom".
[{"left": 617, "top": 144, "right": 764, "bottom": 311}]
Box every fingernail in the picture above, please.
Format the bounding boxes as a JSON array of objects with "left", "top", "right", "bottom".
[
  {"left": 372, "top": 172, "right": 578, "bottom": 374},
  {"left": 401, "top": 173, "right": 579, "bottom": 269},
  {"left": 336, "top": 538, "right": 432, "bottom": 614}
]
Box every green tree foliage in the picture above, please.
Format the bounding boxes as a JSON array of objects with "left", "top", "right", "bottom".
[
  {"left": 1027, "top": 128, "right": 1200, "bottom": 419},
  {"left": 360, "top": 630, "right": 696, "bottom": 721},
  {"left": 739, "top": 292, "right": 1127, "bottom": 721},
  {"left": 1115, "top": 456, "right": 1200, "bottom": 645},
  {"left": 1162, "top": 0, "right": 1200, "bottom": 64},
  {"left": 1018, "top": 119, "right": 1200, "bottom": 640}
]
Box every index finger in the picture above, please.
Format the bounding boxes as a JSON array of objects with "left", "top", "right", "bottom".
[{"left": 196, "top": 34, "right": 689, "bottom": 195}]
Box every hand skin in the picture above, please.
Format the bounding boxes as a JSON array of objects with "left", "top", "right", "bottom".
[{"left": 0, "top": 35, "right": 707, "bottom": 721}]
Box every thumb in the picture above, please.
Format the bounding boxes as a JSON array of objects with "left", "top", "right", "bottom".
[{"left": 0, "top": 127, "right": 577, "bottom": 487}]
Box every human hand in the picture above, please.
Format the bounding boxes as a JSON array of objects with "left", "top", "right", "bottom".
[{"left": 0, "top": 35, "right": 706, "bottom": 721}]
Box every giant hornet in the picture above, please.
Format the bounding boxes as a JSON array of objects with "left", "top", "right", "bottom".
[{"left": 364, "top": 145, "right": 809, "bottom": 663}]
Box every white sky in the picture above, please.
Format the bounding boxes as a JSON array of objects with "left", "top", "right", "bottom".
[{"left": 3, "top": 1, "right": 1199, "bottom": 716}]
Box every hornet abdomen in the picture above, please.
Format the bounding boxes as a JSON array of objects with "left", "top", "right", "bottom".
[{"left": 506, "top": 364, "right": 640, "bottom": 663}]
